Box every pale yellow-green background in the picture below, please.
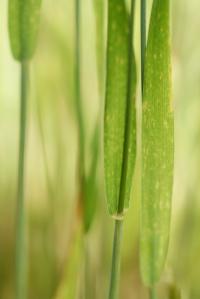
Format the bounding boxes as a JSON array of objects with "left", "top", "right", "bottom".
[{"left": 0, "top": 0, "right": 199, "bottom": 298}]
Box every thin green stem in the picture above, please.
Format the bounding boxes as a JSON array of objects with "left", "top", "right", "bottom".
[
  {"left": 149, "top": 286, "right": 157, "bottom": 299},
  {"left": 141, "top": 0, "right": 146, "bottom": 91},
  {"left": 15, "top": 61, "right": 29, "bottom": 299},
  {"left": 75, "top": 3, "right": 90, "bottom": 299},
  {"left": 84, "top": 237, "right": 89, "bottom": 299},
  {"left": 75, "top": 0, "right": 85, "bottom": 175},
  {"left": 108, "top": 220, "right": 123, "bottom": 299},
  {"left": 84, "top": 237, "right": 96, "bottom": 299},
  {"left": 36, "top": 97, "right": 55, "bottom": 203}
]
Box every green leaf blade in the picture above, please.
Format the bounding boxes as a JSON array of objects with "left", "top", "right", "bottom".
[
  {"left": 141, "top": 0, "right": 174, "bottom": 286},
  {"left": 8, "top": 0, "right": 42, "bottom": 61},
  {"left": 104, "top": 0, "right": 137, "bottom": 217}
]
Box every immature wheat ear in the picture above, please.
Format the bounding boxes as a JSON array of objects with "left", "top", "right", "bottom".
[{"left": 8, "top": 0, "right": 42, "bottom": 61}]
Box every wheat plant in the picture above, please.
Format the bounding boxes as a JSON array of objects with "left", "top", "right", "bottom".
[
  {"left": 104, "top": 0, "right": 137, "bottom": 298},
  {"left": 8, "top": 1, "right": 42, "bottom": 298}
]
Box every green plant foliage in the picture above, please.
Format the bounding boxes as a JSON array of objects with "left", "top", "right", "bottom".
[
  {"left": 84, "top": 122, "right": 100, "bottom": 232},
  {"left": 140, "top": 0, "right": 174, "bottom": 286},
  {"left": 8, "top": 0, "right": 42, "bottom": 61},
  {"left": 104, "top": 0, "right": 137, "bottom": 217}
]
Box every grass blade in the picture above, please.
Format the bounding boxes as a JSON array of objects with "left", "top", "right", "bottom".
[
  {"left": 141, "top": 0, "right": 174, "bottom": 286},
  {"left": 104, "top": 0, "right": 137, "bottom": 218}
]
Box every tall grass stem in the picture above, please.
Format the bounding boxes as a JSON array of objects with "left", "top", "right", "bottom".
[
  {"left": 108, "top": 220, "right": 123, "bottom": 299},
  {"left": 75, "top": 0, "right": 85, "bottom": 173},
  {"left": 16, "top": 61, "right": 29, "bottom": 299}
]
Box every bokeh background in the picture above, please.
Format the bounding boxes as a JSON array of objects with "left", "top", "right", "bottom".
[{"left": 0, "top": 0, "right": 200, "bottom": 298}]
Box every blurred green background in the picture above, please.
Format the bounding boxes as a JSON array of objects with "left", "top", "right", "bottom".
[{"left": 0, "top": 0, "right": 200, "bottom": 298}]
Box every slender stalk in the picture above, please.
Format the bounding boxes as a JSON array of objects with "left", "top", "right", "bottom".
[
  {"left": 141, "top": 0, "right": 146, "bottom": 90},
  {"left": 84, "top": 237, "right": 88, "bottom": 299},
  {"left": 84, "top": 237, "right": 95, "bottom": 299},
  {"left": 75, "top": 0, "right": 85, "bottom": 172},
  {"left": 108, "top": 2, "right": 135, "bottom": 298},
  {"left": 108, "top": 220, "right": 123, "bottom": 299},
  {"left": 75, "top": 3, "right": 91, "bottom": 299},
  {"left": 149, "top": 286, "right": 157, "bottom": 299},
  {"left": 15, "top": 61, "right": 29, "bottom": 299}
]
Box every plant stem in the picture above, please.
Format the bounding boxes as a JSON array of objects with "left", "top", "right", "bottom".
[
  {"left": 84, "top": 236, "right": 96, "bottom": 299},
  {"left": 141, "top": 0, "right": 146, "bottom": 91},
  {"left": 16, "top": 61, "right": 29, "bottom": 299},
  {"left": 75, "top": 2, "right": 90, "bottom": 299},
  {"left": 108, "top": 220, "right": 123, "bottom": 299},
  {"left": 75, "top": 0, "right": 85, "bottom": 173},
  {"left": 84, "top": 237, "right": 89, "bottom": 299},
  {"left": 149, "top": 286, "right": 157, "bottom": 299}
]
